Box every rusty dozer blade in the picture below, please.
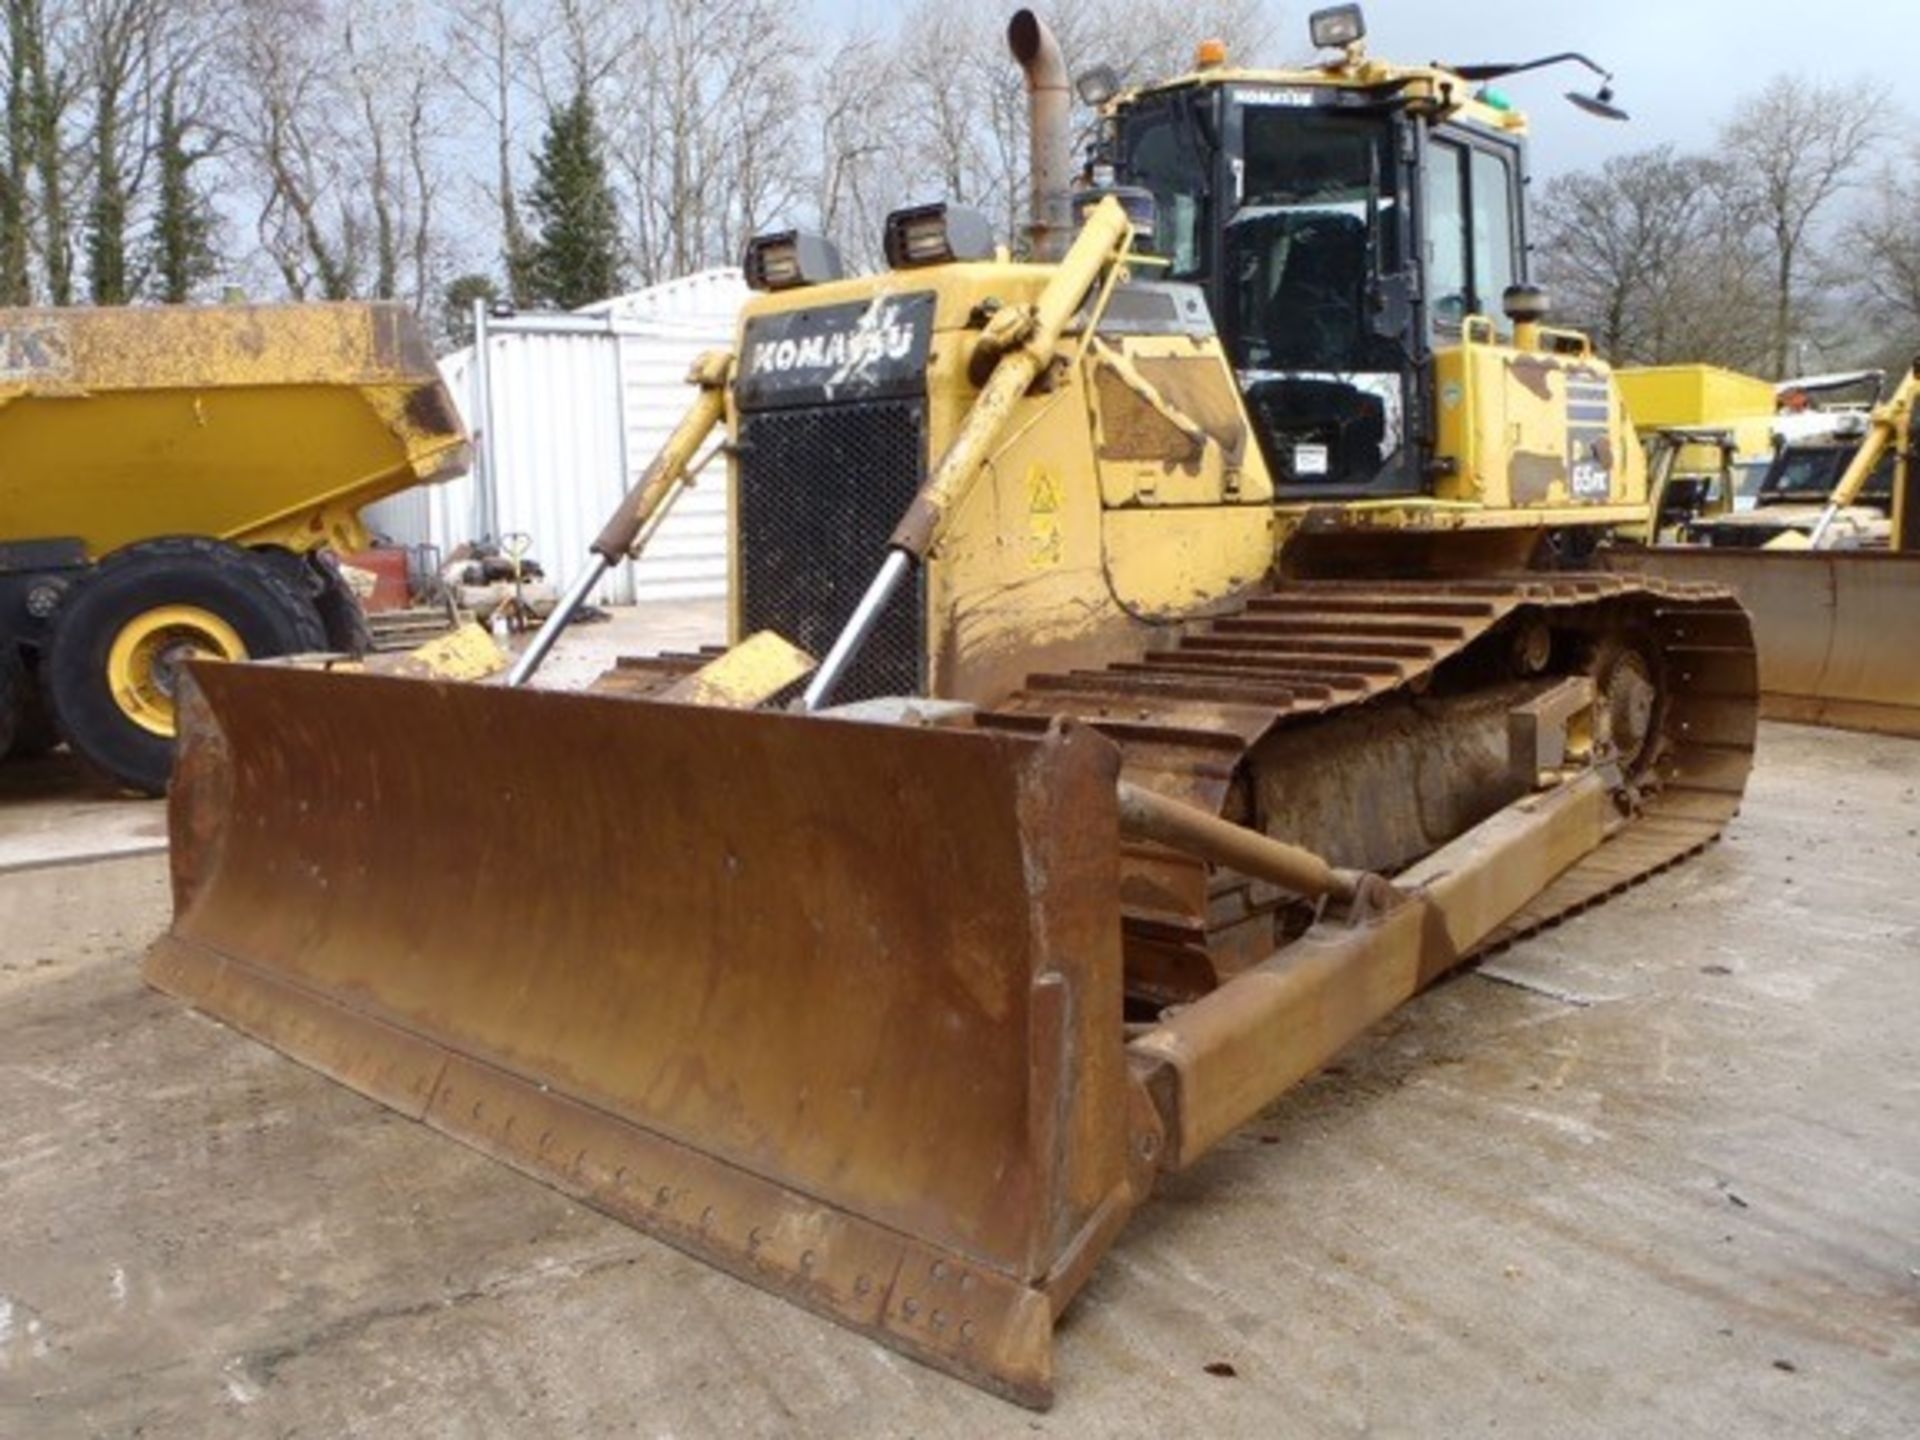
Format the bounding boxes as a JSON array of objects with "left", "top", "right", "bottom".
[
  {"left": 1609, "top": 546, "right": 1920, "bottom": 737},
  {"left": 146, "top": 663, "right": 1135, "bottom": 1407}
]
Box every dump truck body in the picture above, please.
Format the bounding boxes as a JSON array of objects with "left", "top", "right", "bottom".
[
  {"left": 147, "top": 8, "right": 1759, "bottom": 1408},
  {"left": 0, "top": 302, "right": 466, "bottom": 558},
  {"left": 0, "top": 301, "right": 467, "bottom": 791}
]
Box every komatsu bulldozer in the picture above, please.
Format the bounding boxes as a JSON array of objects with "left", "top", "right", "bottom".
[
  {"left": 1612, "top": 363, "right": 1920, "bottom": 734},
  {"left": 146, "top": 7, "right": 1757, "bottom": 1408}
]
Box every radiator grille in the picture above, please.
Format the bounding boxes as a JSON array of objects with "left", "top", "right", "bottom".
[{"left": 737, "top": 398, "right": 927, "bottom": 702}]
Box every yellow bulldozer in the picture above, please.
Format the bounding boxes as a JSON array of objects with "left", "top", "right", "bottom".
[
  {"left": 145, "top": 7, "right": 1757, "bottom": 1408},
  {"left": 1611, "top": 362, "right": 1920, "bottom": 734},
  {"left": 0, "top": 301, "right": 468, "bottom": 792}
]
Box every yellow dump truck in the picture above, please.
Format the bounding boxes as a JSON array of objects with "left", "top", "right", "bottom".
[{"left": 0, "top": 302, "right": 468, "bottom": 792}]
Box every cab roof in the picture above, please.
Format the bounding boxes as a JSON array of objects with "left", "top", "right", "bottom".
[{"left": 1111, "top": 52, "right": 1530, "bottom": 138}]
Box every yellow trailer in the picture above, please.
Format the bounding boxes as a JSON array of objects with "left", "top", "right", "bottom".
[{"left": 0, "top": 301, "right": 467, "bottom": 792}]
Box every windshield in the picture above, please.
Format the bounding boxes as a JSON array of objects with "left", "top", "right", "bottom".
[
  {"left": 1227, "top": 105, "right": 1396, "bottom": 374},
  {"left": 1759, "top": 442, "right": 1893, "bottom": 509},
  {"left": 1119, "top": 106, "right": 1210, "bottom": 279}
]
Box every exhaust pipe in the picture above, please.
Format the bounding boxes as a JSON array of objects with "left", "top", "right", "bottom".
[{"left": 1008, "top": 10, "right": 1073, "bottom": 262}]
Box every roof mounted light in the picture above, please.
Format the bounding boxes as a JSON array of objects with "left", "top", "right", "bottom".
[
  {"left": 1075, "top": 63, "right": 1121, "bottom": 106},
  {"left": 883, "top": 203, "right": 996, "bottom": 270},
  {"left": 742, "top": 229, "right": 844, "bottom": 292},
  {"left": 1309, "top": 4, "right": 1366, "bottom": 51}
]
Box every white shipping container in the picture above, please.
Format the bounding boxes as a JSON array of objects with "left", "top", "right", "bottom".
[{"left": 365, "top": 269, "right": 749, "bottom": 605}]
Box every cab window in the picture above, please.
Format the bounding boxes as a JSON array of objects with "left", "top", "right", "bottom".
[
  {"left": 1471, "top": 148, "right": 1517, "bottom": 311},
  {"left": 1120, "top": 108, "right": 1210, "bottom": 279},
  {"left": 1425, "top": 134, "right": 1522, "bottom": 332},
  {"left": 1427, "top": 140, "right": 1468, "bottom": 325}
]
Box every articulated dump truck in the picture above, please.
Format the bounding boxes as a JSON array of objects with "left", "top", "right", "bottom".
[
  {"left": 147, "top": 8, "right": 1757, "bottom": 1407},
  {"left": 0, "top": 301, "right": 467, "bottom": 792}
]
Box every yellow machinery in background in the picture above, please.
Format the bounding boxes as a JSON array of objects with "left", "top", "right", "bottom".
[
  {"left": 146, "top": 7, "right": 1756, "bottom": 1408},
  {"left": 1611, "top": 363, "right": 1920, "bottom": 734},
  {"left": 1615, "top": 364, "right": 1777, "bottom": 540},
  {"left": 0, "top": 301, "right": 468, "bottom": 792}
]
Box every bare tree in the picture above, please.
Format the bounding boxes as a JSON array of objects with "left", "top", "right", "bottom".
[
  {"left": 2, "top": 0, "right": 78, "bottom": 303},
  {"left": 219, "top": 0, "right": 450, "bottom": 311},
  {"left": 810, "top": 30, "right": 900, "bottom": 270},
  {"left": 78, "top": 0, "right": 159, "bottom": 304},
  {"left": 1535, "top": 145, "right": 1772, "bottom": 371},
  {"left": 609, "top": 0, "right": 806, "bottom": 286},
  {"left": 224, "top": 1, "right": 357, "bottom": 298},
  {"left": 1719, "top": 75, "right": 1891, "bottom": 377},
  {"left": 0, "top": 2, "right": 39, "bottom": 299},
  {"left": 341, "top": 0, "right": 448, "bottom": 309},
  {"left": 439, "top": 0, "right": 537, "bottom": 301},
  {"left": 144, "top": 1, "right": 224, "bottom": 302},
  {"left": 1846, "top": 147, "right": 1920, "bottom": 343}
]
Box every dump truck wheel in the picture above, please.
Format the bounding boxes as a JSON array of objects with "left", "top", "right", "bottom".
[
  {"left": 45, "top": 538, "right": 327, "bottom": 794},
  {"left": 309, "top": 551, "right": 374, "bottom": 656},
  {"left": 250, "top": 546, "right": 374, "bottom": 657}
]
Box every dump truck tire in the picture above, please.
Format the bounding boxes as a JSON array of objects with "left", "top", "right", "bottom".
[
  {"left": 310, "top": 551, "right": 374, "bottom": 657},
  {"left": 251, "top": 546, "right": 373, "bottom": 657},
  {"left": 45, "top": 537, "right": 327, "bottom": 795}
]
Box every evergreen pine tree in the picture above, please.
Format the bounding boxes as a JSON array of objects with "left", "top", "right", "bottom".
[
  {"left": 443, "top": 271, "right": 501, "bottom": 347},
  {"left": 523, "top": 90, "right": 622, "bottom": 310}
]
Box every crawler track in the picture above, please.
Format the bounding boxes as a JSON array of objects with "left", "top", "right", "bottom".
[{"left": 597, "top": 574, "right": 1759, "bottom": 1000}]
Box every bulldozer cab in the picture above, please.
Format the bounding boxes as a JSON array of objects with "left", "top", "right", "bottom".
[
  {"left": 1645, "top": 426, "right": 1740, "bottom": 540},
  {"left": 1683, "top": 366, "right": 1920, "bottom": 551},
  {"left": 1755, "top": 433, "right": 1894, "bottom": 514},
  {"left": 1107, "top": 51, "right": 1529, "bottom": 498}
]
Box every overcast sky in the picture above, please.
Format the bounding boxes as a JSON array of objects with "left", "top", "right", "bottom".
[{"left": 812, "top": 0, "right": 1917, "bottom": 180}]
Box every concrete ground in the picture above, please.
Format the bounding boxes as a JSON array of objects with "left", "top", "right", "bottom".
[
  {"left": 0, "top": 756, "right": 165, "bottom": 876},
  {"left": 0, "top": 610, "right": 1915, "bottom": 1437},
  {"left": 511, "top": 597, "right": 724, "bottom": 693}
]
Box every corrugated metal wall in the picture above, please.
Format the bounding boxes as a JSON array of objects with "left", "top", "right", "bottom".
[{"left": 364, "top": 269, "right": 747, "bottom": 604}]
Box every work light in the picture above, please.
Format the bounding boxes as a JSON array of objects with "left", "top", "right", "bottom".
[
  {"left": 883, "top": 203, "right": 997, "bottom": 269},
  {"left": 1309, "top": 4, "right": 1366, "bottom": 50},
  {"left": 742, "top": 229, "right": 845, "bottom": 292},
  {"left": 1075, "top": 64, "right": 1121, "bottom": 106}
]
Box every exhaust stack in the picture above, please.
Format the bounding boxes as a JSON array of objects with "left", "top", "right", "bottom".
[{"left": 1008, "top": 10, "right": 1072, "bottom": 262}]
